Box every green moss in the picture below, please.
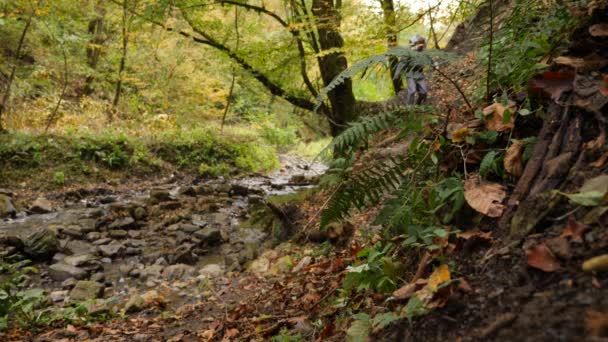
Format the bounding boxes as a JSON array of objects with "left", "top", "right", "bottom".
[{"left": 0, "top": 129, "right": 279, "bottom": 189}]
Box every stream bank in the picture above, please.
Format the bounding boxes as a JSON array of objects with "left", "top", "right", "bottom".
[{"left": 0, "top": 155, "right": 326, "bottom": 330}]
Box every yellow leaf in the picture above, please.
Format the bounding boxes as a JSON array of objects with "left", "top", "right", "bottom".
[
  {"left": 451, "top": 127, "right": 469, "bottom": 142},
  {"left": 427, "top": 264, "right": 451, "bottom": 291}
]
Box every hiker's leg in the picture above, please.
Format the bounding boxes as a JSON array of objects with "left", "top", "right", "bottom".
[
  {"left": 416, "top": 79, "right": 428, "bottom": 105},
  {"left": 406, "top": 77, "right": 417, "bottom": 105}
]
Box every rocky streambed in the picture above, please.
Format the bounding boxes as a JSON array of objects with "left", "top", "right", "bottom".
[{"left": 0, "top": 155, "right": 325, "bottom": 316}]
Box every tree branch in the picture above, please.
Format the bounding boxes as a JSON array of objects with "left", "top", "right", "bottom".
[{"left": 109, "top": 0, "right": 316, "bottom": 111}]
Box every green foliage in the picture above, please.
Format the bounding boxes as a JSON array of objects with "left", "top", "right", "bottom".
[
  {"left": 479, "top": 150, "right": 502, "bottom": 178},
  {"left": 343, "top": 243, "right": 402, "bottom": 293},
  {"left": 346, "top": 312, "right": 400, "bottom": 341},
  {"left": 0, "top": 129, "right": 279, "bottom": 188},
  {"left": 479, "top": 1, "right": 576, "bottom": 96},
  {"left": 315, "top": 47, "right": 454, "bottom": 110},
  {"left": 0, "top": 260, "right": 52, "bottom": 331},
  {"left": 53, "top": 171, "right": 65, "bottom": 185}
]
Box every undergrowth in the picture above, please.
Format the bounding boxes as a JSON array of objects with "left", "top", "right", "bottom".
[{"left": 0, "top": 128, "right": 279, "bottom": 188}]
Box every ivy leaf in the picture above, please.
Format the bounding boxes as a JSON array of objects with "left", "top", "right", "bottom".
[
  {"left": 347, "top": 317, "right": 371, "bottom": 342},
  {"left": 518, "top": 108, "right": 531, "bottom": 116},
  {"left": 479, "top": 151, "right": 497, "bottom": 177},
  {"left": 560, "top": 191, "right": 605, "bottom": 206},
  {"left": 372, "top": 312, "right": 400, "bottom": 331}
]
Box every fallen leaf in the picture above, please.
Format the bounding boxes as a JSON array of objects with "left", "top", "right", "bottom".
[
  {"left": 428, "top": 264, "right": 451, "bottom": 291},
  {"left": 555, "top": 56, "right": 587, "bottom": 69},
  {"left": 545, "top": 236, "right": 571, "bottom": 259},
  {"left": 582, "top": 254, "right": 608, "bottom": 273},
  {"left": 458, "top": 278, "right": 473, "bottom": 292},
  {"left": 586, "top": 311, "right": 608, "bottom": 338},
  {"left": 526, "top": 243, "right": 561, "bottom": 272},
  {"left": 529, "top": 72, "right": 574, "bottom": 100},
  {"left": 392, "top": 283, "right": 418, "bottom": 300},
  {"left": 601, "top": 74, "right": 608, "bottom": 96},
  {"left": 457, "top": 230, "right": 493, "bottom": 241},
  {"left": 591, "top": 151, "right": 608, "bottom": 167},
  {"left": 222, "top": 328, "right": 239, "bottom": 341},
  {"left": 560, "top": 217, "right": 590, "bottom": 243},
  {"left": 504, "top": 140, "right": 525, "bottom": 176},
  {"left": 482, "top": 102, "right": 515, "bottom": 132},
  {"left": 464, "top": 175, "right": 507, "bottom": 218},
  {"left": 451, "top": 127, "right": 470, "bottom": 142},
  {"left": 589, "top": 23, "right": 608, "bottom": 37}
]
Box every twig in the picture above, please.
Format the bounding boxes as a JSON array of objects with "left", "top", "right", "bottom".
[
  {"left": 432, "top": 65, "right": 473, "bottom": 112},
  {"left": 221, "top": 7, "right": 240, "bottom": 133},
  {"left": 486, "top": 0, "right": 494, "bottom": 100}
]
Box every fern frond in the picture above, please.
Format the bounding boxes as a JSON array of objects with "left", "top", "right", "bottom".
[
  {"left": 320, "top": 158, "right": 409, "bottom": 228},
  {"left": 315, "top": 48, "right": 455, "bottom": 111}
]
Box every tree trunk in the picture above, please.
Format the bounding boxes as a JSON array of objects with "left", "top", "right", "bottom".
[
  {"left": 311, "top": 0, "right": 357, "bottom": 135},
  {"left": 84, "top": 1, "right": 106, "bottom": 96},
  {"left": 0, "top": 2, "right": 38, "bottom": 132},
  {"left": 380, "top": 0, "right": 402, "bottom": 94},
  {"left": 110, "top": 0, "right": 129, "bottom": 120}
]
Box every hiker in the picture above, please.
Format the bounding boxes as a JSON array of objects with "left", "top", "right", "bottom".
[{"left": 394, "top": 35, "right": 428, "bottom": 105}]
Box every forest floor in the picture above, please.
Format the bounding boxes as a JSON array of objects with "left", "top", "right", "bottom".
[{"left": 1, "top": 6, "right": 608, "bottom": 340}]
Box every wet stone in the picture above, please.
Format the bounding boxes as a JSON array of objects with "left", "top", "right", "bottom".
[
  {"left": 133, "top": 207, "right": 147, "bottom": 220},
  {"left": 127, "top": 230, "right": 142, "bottom": 238},
  {"left": 108, "top": 229, "right": 128, "bottom": 239},
  {"left": 108, "top": 217, "right": 135, "bottom": 230},
  {"left": 86, "top": 232, "right": 102, "bottom": 241},
  {"left": 93, "top": 238, "right": 112, "bottom": 245},
  {"left": 159, "top": 201, "right": 181, "bottom": 210},
  {"left": 29, "top": 197, "right": 53, "bottom": 214},
  {"left": 0, "top": 194, "right": 17, "bottom": 218},
  {"left": 150, "top": 189, "right": 172, "bottom": 202},
  {"left": 69, "top": 281, "right": 104, "bottom": 302},
  {"left": 179, "top": 223, "right": 199, "bottom": 234},
  {"left": 194, "top": 227, "right": 222, "bottom": 245},
  {"left": 163, "top": 264, "right": 195, "bottom": 280},
  {"left": 61, "top": 278, "right": 78, "bottom": 289},
  {"left": 24, "top": 228, "right": 59, "bottom": 259},
  {"left": 99, "top": 243, "right": 124, "bottom": 258},
  {"left": 63, "top": 254, "right": 98, "bottom": 268},
  {"left": 50, "top": 290, "right": 68, "bottom": 303},
  {"left": 49, "top": 263, "right": 88, "bottom": 281}
]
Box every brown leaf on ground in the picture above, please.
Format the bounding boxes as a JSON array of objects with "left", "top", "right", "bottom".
[
  {"left": 591, "top": 151, "right": 608, "bottom": 167},
  {"left": 482, "top": 102, "right": 515, "bottom": 132},
  {"left": 392, "top": 282, "right": 419, "bottom": 300},
  {"left": 590, "top": 23, "right": 608, "bottom": 37},
  {"left": 464, "top": 176, "right": 507, "bottom": 218},
  {"left": 526, "top": 243, "right": 561, "bottom": 272},
  {"left": 601, "top": 74, "right": 608, "bottom": 96},
  {"left": 222, "top": 328, "right": 239, "bottom": 341},
  {"left": 504, "top": 140, "right": 525, "bottom": 176},
  {"left": 529, "top": 72, "right": 574, "bottom": 100},
  {"left": 545, "top": 236, "right": 572, "bottom": 260},
  {"left": 560, "top": 217, "right": 590, "bottom": 243},
  {"left": 586, "top": 311, "right": 608, "bottom": 338},
  {"left": 457, "top": 231, "right": 492, "bottom": 241}
]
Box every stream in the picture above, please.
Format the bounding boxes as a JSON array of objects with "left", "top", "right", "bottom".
[{"left": 0, "top": 155, "right": 326, "bottom": 312}]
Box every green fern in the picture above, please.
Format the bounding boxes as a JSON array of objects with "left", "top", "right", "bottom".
[
  {"left": 315, "top": 47, "right": 454, "bottom": 111},
  {"left": 320, "top": 157, "right": 409, "bottom": 228},
  {"left": 317, "top": 107, "right": 429, "bottom": 159}
]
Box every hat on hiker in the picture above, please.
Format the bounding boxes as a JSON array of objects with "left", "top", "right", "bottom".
[{"left": 409, "top": 35, "right": 427, "bottom": 51}]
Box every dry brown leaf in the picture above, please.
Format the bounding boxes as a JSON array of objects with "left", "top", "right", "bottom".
[
  {"left": 586, "top": 310, "right": 608, "bottom": 338},
  {"left": 529, "top": 72, "right": 574, "bottom": 100},
  {"left": 591, "top": 151, "right": 608, "bottom": 168},
  {"left": 590, "top": 23, "right": 608, "bottom": 37},
  {"left": 545, "top": 236, "right": 572, "bottom": 260},
  {"left": 457, "top": 230, "right": 493, "bottom": 242},
  {"left": 526, "top": 243, "right": 561, "bottom": 272},
  {"left": 504, "top": 140, "right": 525, "bottom": 176},
  {"left": 464, "top": 176, "right": 507, "bottom": 218},
  {"left": 392, "top": 282, "right": 418, "bottom": 300},
  {"left": 560, "top": 216, "right": 590, "bottom": 243},
  {"left": 482, "top": 102, "right": 515, "bottom": 132},
  {"left": 555, "top": 56, "right": 588, "bottom": 69}
]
